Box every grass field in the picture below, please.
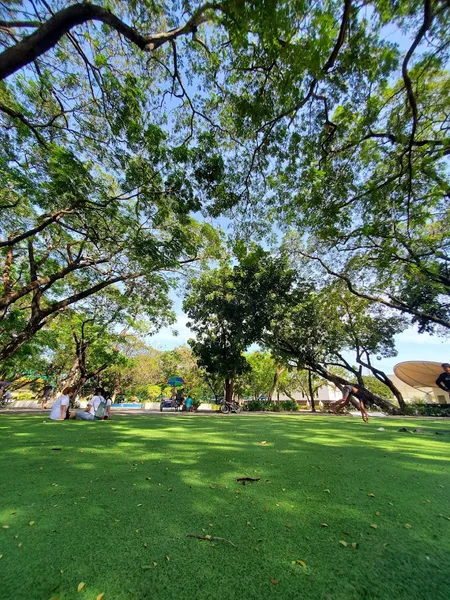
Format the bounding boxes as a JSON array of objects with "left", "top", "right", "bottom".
[{"left": 0, "top": 414, "right": 449, "bottom": 600}]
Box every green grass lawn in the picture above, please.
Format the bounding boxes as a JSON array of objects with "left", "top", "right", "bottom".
[{"left": 1, "top": 414, "right": 449, "bottom": 600}]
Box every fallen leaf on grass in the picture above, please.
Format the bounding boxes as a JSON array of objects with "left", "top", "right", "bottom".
[
  {"left": 0, "top": 554, "right": 3, "bottom": 559},
  {"left": 18, "top": 542, "right": 22, "bottom": 548},
  {"left": 166, "top": 556, "right": 170, "bottom": 561},
  {"left": 321, "top": 523, "right": 328, "bottom": 527},
  {"left": 77, "top": 582, "right": 85, "bottom": 592},
  {"left": 296, "top": 560, "right": 306, "bottom": 567},
  {"left": 153, "top": 561, "right": 157, "bottom": 566},
  {"left": 323, "top": 489, "right": 330, "bottom": 494},
  {"left": 368, "top": 493, "right": 375, "bottom": 498},
  {"left": 111, "top": 488, "right": 116, "bottom": 492},
  {"left": 339, "top": 540, "right": 348, "bottom": 547},
  {"left": 146, "top": 477, "right": 151, "bottom": 480},
  {"left": 144, "top": 543, "right": 148, "bottom": 548},
  {"left": 28, "top": 521, "right": 35, "bottom": 526},
  {"left": 404, "top": 524, "right": 412, "bottom": 529},
  {"left": 270, "top": 579, "right": 278, "bottom": 584},
  {"left": 96, "top": 594, "right": 105, "bottom": 600},
  {"left": 260, "top": 441, "right": 267, "bottom": 445},
  {"left": 370, "top": 524, "right": 378, "bottom": 529},
  {"left": 137, "top": 504, "right": 142, "bottom": 507},
  {"left": 2, "top": 525, "right": 9, "bottom": 529}
]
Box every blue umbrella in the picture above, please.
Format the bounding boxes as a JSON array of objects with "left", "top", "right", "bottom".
[{"left": 167, "top": 376, "right": 185, "bottom": 387}]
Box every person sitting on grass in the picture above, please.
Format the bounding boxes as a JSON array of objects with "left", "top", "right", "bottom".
[
  {"left": 49, "top": 386, "right": 74, "bottom": 421},
  {"left": 329, "top": 384, "right": 369, "bottom": 423},
  {"left": 103, "top": 390, "right": 113, "bottom": 419},
  {"left": 70, "top": 388, "right": 106, "bottom": 421}
]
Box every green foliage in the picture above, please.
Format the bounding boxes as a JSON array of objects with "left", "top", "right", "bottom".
[
  {"left": 184, "top": 248, "right": 296, "bottom": 387},
  {"left": 404, "top": 404, "right": 450, "bottom": 417},
  {"left": 244, "top": 399, "right": 299, "bottom": 412}
]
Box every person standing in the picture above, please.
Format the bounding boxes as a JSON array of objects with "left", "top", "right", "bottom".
[
  {"left": 41, "top": 384, "right": 53, "bottom": 409},
  {"left": 330, "top": 384, "right": 369, "bottom": 423},
  {"left": 435, "top": 363, "right": 450, "bottom": 394},
  {"left": 49, "top": 386, "right": 73, "bottom": 421},
  {"left": 185, "top": 394, "right": 193, "bottom": 412}
]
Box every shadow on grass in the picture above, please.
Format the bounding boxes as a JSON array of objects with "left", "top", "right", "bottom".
[{"left": 0, "top": 414, "right": 449, "bottom": 600}]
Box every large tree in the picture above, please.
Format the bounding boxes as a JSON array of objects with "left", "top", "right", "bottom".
[{"left": 184, "top": 247, "right": 296, "bottom": 403}]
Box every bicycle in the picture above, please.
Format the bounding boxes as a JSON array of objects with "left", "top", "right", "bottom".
[{"left": 219, "top": 399, "right": 241, "bottom": 414}]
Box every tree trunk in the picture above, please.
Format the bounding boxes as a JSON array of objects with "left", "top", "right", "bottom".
[
  {"left": 311, "top": 363, "right": 399, "bottom": 414},
  {"left": 308, "top": 369, "right": 316, "bottom": 412},
  {"left": 225, "top": 378, "right": 233, "bottom": 405},
  {"left": 268, "top": 366, "right": 285, "bottom": 401}
]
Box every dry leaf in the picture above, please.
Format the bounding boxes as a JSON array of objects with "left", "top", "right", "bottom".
[
  {"left": 370, "top": 524, "right": 377, "bottom": 529},
  {"left": 352, "top": 542, "right": 359, "bottom": 549},
  {"left": 77, "top": 582, "right": 85, "bottom": 592},
  {"left": 152, "top": 561, "right": 157, "bottom": 566},
  {"left": 18, "top": 543, "right": 22, "bottom": 548},
  {"left": 166, "top": 556, "right": 170, "bottom": 561},
  {"left": 167, "top": 488, "right": 172, "bottom": 492},
  {"left": 96, "top": 594, "right": 105, "bottom": 600},
  {"left": 321, "top": 523, "right": 328, "bottom": 527},
  {"left": 339, "top": 540, "right": 348, "bottom": 547},
  {"left": 2, "top": 525, "right": 9, "bottom": 529},
  {"left": 323, "top": 489, "right": 330, "bottom": 493},
  {"left": 28, "top": 521, "right": 35, "bottom": 526},
  {"left": 0, "top": 554, "right": 3, "bottom": 559},
  {"left": 111, "top": 488, "right": 116, "bottom": 491},
  {"left": 260, "top": 441, "right": 267, "bottom": 445},
  {"left": 296, "top": 560, "right": 306, "bottom": 567},
  {"left": 137, "top": 504, "right": 142, "bottom": 507},
  {"left": 368, "top": 493, "right": 375, "bottom": 497},
  {"left": 270, "top": 579, "right": 279, "bottom": 584},
  {"left": 404, "top": 524, "right": 412, "bottom": 529},
  {"left": 144, "top": 543, "right": 148, "bottom": 548}
]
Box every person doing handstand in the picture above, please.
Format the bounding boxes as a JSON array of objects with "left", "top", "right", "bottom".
[{"left": 330, "top": 384, "right": 369, "bottom": 423}]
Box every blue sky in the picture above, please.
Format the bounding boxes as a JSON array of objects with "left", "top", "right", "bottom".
[
  {"left": 148, "top": 310, "right": 449, "bottom": 376},
  {"left": 146, "top": 17, "right": 450, "bottom": 377}
]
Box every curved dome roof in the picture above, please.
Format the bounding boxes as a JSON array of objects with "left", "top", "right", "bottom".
[{"left": 393, "top": 361, "right": 445, "bottom": 388}]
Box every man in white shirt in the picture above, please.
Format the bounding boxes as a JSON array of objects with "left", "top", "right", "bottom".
[{"left": 49, "top": 386, "right": 74, "bottom": 421}]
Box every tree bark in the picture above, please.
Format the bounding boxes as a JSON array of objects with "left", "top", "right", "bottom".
[
  {"left": 268, "top": 365, "right": 285, "bottom": 401},
  {"left": 308, "top": 369, "right": 316, "bottom": 412},
  {"left": 0, "top": 2, "right": 220, "bottom": 80},
  {"left": 225, "top": 378, "right": 233, "bottom": 405},
  {"left": 311, "top": 362, "right": 399, "bottom": 414}
]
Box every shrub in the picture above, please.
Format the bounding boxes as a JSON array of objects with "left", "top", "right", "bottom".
[
  {"left": 244, "top": 399, "right": 298, "bottom": 412},
  {"left": 403, "top": 403, "right": 450, "bottom": 417},
  {"left": 279, "top": 400, "right": 299, "bottom": 411}
]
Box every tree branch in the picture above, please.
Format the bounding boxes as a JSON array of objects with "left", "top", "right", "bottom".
[{"left": 0, "top": 2, "right": 223, "bottom": 80}]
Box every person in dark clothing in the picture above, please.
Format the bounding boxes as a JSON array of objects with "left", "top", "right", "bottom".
[
  {"left": 330, "top": 384, "right": 369, "bottom": 423},
  {"left": 435, "top": 364, "right": 450, "bottom": 393}
]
